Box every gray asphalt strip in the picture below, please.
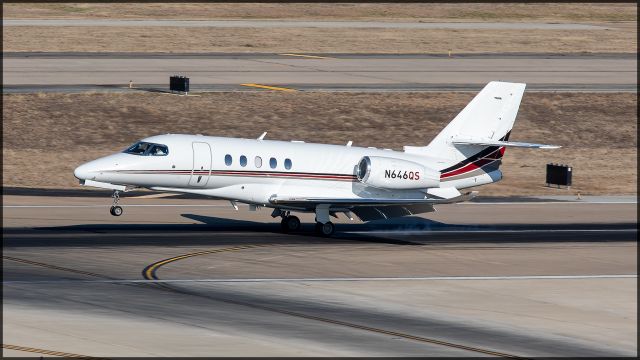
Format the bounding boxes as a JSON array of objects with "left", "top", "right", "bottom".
[{"left": 4, "top": 274, "right": 637, "bottom": 285}]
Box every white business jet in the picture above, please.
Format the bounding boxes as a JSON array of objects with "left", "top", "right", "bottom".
[{"left": 74, "top": 81, "right": 559, "bottom": 236}]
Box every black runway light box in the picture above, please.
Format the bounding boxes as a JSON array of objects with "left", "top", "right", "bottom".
[
  {"left": 169, "top": 75, "right": 190, "bottom": 94},
  {"left": 546, "top": 163, "right": 572, "bottom": 188}
]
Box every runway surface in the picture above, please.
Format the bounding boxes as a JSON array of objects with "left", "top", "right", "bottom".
[
  {"left": 3, "top": 195, "right": 637, "bottom": 357},
  {"left": 3, "top": 19, "right": 611, "bottom": 30},
  {"left": 3, "top": 53, "right": 636, "bottom": 93}
]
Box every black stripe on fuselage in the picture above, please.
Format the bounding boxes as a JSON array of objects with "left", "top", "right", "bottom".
[{"left": 439, "top": 131, "right": 511, "bottom": 174}]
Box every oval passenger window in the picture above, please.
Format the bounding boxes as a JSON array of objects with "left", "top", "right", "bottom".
[
  {"left": 284, "top": 158, "right": 292, "bottom": 170},
  {"left": 255, "top": 156, "right": 262, "bottom": 168},
  {"left": 240, "top": 155, "right": 247, "bottom": 167},
  {"left": 270, "top": 158, "right": 277, "bottom": 169},
  {"left": 225, "top": 154, "right": 232, "bottom": 166}
]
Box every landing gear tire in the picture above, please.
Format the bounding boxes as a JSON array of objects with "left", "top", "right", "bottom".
[
  {"left": 109, "top": 190, "right": 123, "bottom": 216},
  {"left": 110, "top": 205, "right": 123, "bottom": 217},
  {"left": 280, "top": 215, "right": 301, "bottom": 232},
  {"left": 315, "top": 221, "right": 335, "bottom": 237}
]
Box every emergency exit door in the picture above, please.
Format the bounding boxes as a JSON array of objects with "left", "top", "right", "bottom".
[{"left": 189, "top": 142, "right": 212, "bottom": 187}]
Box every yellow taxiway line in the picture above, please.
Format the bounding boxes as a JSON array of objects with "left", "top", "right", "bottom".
[
  {"left": 142, "top": 245, "right": 270, "bottom": 280},
  {"left": 240, "top": 83, "right": 297, "bottom": 92},
  {"left": 3, "top": 344, "right": 106, "bottom": 359},
  {"left": 139, "top": 245, "right": 527, "bottom": 358},
  {"left": 139, "top": 245, "right": 525, "bottom": 358},
  {"left": 3, "top": 256, "right": 112, "bottom": 279}
]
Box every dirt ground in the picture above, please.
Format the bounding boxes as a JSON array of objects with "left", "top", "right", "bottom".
[
  {"left": 2, "top": 3, "right": 637, "bottom": 22},
  {"left": 3, "top": 3, "right": 636, "bottom": 54},
  {"left": 3, "top": 3, "right": 636, "bottom": 22},
  {"left": 4, "top": 26, "right": 636, "bottom": 54},
  {"left": 2, "top": 92, "right": 636, "bottom": 196}
]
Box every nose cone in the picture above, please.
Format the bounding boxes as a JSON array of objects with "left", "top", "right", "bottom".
[
  {"left": 74, "top": 162, "right": 96, "bottom": 180},
  {"left": 74, "top": 153, "right": 131, "bottom": 182}
]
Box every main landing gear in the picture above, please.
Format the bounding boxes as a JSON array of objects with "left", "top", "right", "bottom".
[
  {"left": 314, "top": 221, "right": 335, "bottom": 237},
  {"left": 280, "top": 211, "right": 301, "bottom": 233},
  {"left": 314, "top": 204, "right": 335, "bottom": 237},
  {"left": 273, "top": 208, "right": 336, "bottom": 237},
  {"left": 109, "top": 190, "right": 123, "bottom": 216}
]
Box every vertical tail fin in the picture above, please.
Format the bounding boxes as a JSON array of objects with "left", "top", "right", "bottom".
[
  {"left": 424, "top": 81, "right": 527, "bottom": 162},
  {"left": 403, "top": 81, "right": 529, "bottom": 189}
]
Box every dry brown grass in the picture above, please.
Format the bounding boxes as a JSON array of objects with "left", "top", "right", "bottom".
[
  {"left": 3, "top": 3, "right": 636, "bottom": 22},
  {"left": 2, "top": 92, "right": 636, "bottom": 196},
  {"left": 4, "top": 3, "right": 636, "bottom": 54},
  {"left": 3, "top": 25, "right": 637, "bottom": 54}
]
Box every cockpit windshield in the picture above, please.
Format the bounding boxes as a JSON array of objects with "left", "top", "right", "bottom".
[{"left": 123, "top": 142, "right": 169, "bottom": 156}]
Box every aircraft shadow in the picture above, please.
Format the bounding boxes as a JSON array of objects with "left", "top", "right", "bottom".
[{"left": 4, "top": 214, "right": 634, "bottom": 248}]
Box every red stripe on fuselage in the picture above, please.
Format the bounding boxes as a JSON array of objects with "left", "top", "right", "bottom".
[
  {"left": 112, "top": 169, "right": 357, "bottom": 181},
  {"left": 440, "top": 146, "right": 505, "bottom": 179}
]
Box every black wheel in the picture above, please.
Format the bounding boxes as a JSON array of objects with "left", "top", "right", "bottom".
[
  {"left": 281, "top": 216, "right": 301, "bottom": 232},
  {"left": 285, "top": 216, "right": 301, "bottom": 231},
  {"left": 110, "top": 205, "right": 123, "bottom": 216},
  {"left": 316, "top": 221, "right": 335, "bottom": 237}
]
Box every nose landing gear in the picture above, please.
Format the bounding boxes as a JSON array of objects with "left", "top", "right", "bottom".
[{"left": 109, "top": 190, "right": 123, "bottom": 216}]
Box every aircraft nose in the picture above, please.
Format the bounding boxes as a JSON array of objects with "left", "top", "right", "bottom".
[{"left": 73, "top": 162, "right": 95, "bottom": 180}]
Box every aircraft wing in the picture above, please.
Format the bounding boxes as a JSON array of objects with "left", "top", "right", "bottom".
[
  {"left": 269, "top": 191, "right": 478, "bottom": 207},
  {"left": 269, "top": 192, "right": 477, "bottom": 221}
]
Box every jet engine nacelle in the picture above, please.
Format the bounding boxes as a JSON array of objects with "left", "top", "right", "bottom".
[{"left": 356, "top": 156, "right": 440, "bottom": 190}]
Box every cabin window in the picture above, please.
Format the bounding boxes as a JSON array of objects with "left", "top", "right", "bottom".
[
  {"left": 225, "top": 154, "right": 232, "bottom": 166},
  {"left": 270, "top": 157, "right": 277, "bottom": 169},
  {"left": 255, "top": 156, "right": 262, "bottom": 168},
  {"left": 123, "top": 142, "right": 168, "bottom": 156},
  {"left": 240, "top": 155, "right": 247, "bottom": 167},
  {"left": 284, "top": 158, "right": 292, "bottom": 170}
]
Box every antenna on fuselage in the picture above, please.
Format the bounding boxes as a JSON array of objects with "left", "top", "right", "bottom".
[
  {"left": 346, "top": 141, "right": 353, "bottom": 147},
  {"left": 257, "top": 132, "right": 267, "bottom": 141}
]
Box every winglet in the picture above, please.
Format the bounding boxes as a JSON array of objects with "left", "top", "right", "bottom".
[{"left": 257, "top": 132, "right": 267, "bottom": 141}]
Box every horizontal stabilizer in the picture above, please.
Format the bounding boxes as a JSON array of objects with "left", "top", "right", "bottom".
[{"left": 452, "top": 138, "right": 561, "bottom": 149}]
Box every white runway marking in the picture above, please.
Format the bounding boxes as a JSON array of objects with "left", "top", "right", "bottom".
[
  {"left": 2, "top": 204, "right": 231, "bottom": 208},
  {"left": 348, "top": 229, "right": 636, "bottom": 235},
  {"left": 458, "top": 201, "right": 637, "bottom": 205},
  {"left": 4, "top": 274, "right": 636, "bottom": 285}
]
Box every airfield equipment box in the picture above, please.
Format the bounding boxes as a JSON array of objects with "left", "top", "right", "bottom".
[
  {"left": 170, "top": 75, "right": 190, "bottom": 93},
  {"left": 546, "top": 163, "right": 572, "bottom": 188}
]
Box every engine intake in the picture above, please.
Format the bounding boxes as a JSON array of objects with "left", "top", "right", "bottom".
[{"left": 356, "top": 156, "right": 440, "bottom": 190}]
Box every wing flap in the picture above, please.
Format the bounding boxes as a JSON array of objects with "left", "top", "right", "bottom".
[
  {"left": 351, "top": 204, "right": 436, "bottom": 221},
  {"left": 351, "top": 207, "right": 387, "bottom": 221}
]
